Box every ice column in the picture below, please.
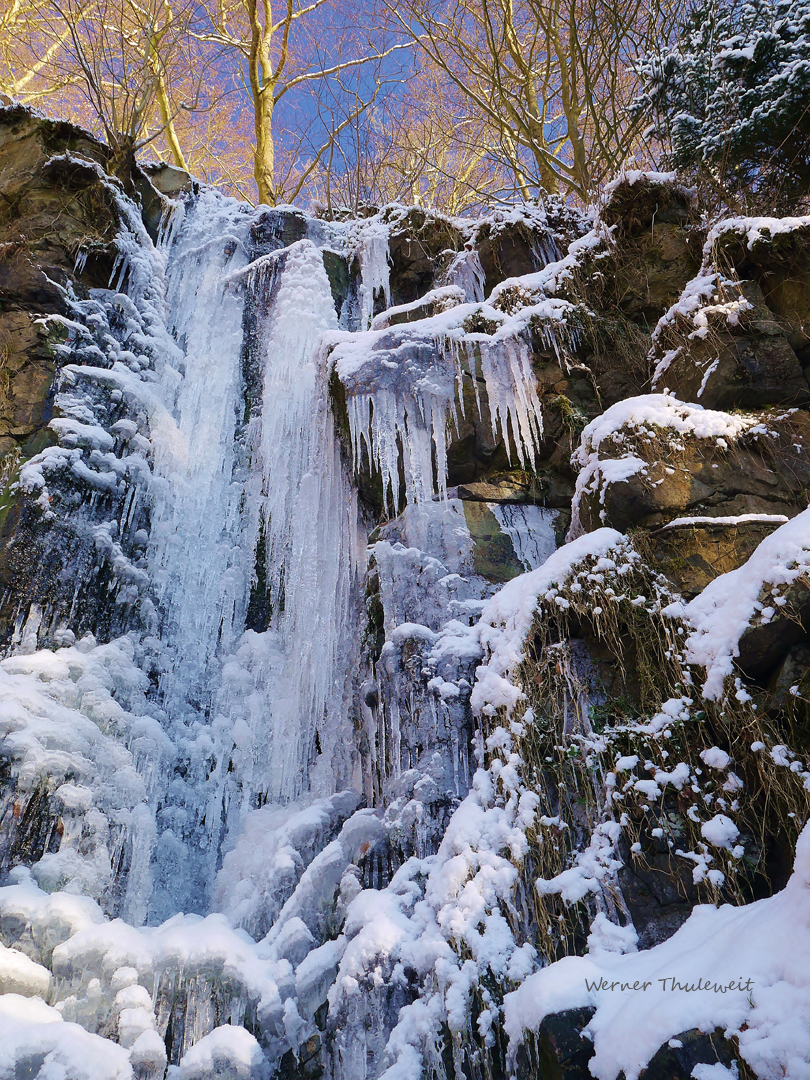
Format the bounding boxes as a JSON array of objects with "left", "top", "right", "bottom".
[
  {"left": 246, "top": 239, "right": 365, "bottom": 803},
  {"left": 147, "top": 191, "right": 253, "bottom": 717}
]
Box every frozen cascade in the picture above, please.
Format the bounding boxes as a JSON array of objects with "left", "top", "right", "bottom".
[
  {"left": 357, "top": 221, "right": 392, "bottom": 330},
  {"left": 0, "top": 180, "right": 377, "bottom": 1074},
  {"left": 229, "top": 237, "right": 365, "bottom": 806},
  {"left": 141, "top": 201, "right": 366, "bottom": 915},
  {"left": 0, "top": 179, "right": 589, "bottom": 1080},
  {"left": 148, "top": 189, "right": 254, "bottom": 716}
]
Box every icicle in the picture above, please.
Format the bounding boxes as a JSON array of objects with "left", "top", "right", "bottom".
[
  {"left": 357, "top": 222, "right": 391, "bottom": 330},
  {"left": 478, "top": 335, "right": 544, "bottom": 470},
  {"left": 336, "top": 323, "right": 545, "bottom": 508},
  {"left": 444, "top": 247, "right": 486, "bottom": 302}
]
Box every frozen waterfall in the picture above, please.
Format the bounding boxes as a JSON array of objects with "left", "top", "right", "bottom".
[{"left": 0, "top": 180, "right": 577, "bottom": 1079}]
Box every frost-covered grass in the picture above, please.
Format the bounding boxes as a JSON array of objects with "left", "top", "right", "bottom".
[
  {"left": 505, "top": 822, "right": 810, "bottom": 1080},
  {"left": 340, "top": 519, "right": 810, "bottom": 1079}
]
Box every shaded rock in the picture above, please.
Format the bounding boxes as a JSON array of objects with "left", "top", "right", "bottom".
[
  {"left": 575, "top": 411, "right": 810, "bottom": 536},
  {"left": 638, "top": 1027, "right": 743, "bottom": 1080},
  {"left": 613, "top": 222, "right": 700, "bottom": 330},
  {"left": 643, "top": 515, "right": 788, "bottom": 599},
  {"left": 737, "top": 575, "right": 810, "bottom": 687},
  {"left": 321, "top": 248, "right": 351, "bottom": 318},
  {"left": 618, "top": 827, "right": 700, "bottom": 949},
  {"left": 768, "top": 640, "right": 810, "bottom": 713},
  {"left": 652, "top": 279, "right": 810, "bottom": 409},
  {"left": 384, "top": 207, "right": 465, "bottom": 308},
  {"left": 250, "top": 206, "right": 308, "bottom": 257},
  {"left": 0, "top": 106, "right": 119, "bottom": 466},
  {"left": 512, "top": 1007, "right": 596, "bottom": 1080},
  {"left": 711, "top": 218, "right": 810, "bottom": 359},
  {"left": 600, "top": 175, "right": 693, "bottom": 233},
  {"left": 595, "top": 175, "right": 701, "bottom": 328},
  {"left": 446, "top": 353, "right": 592, "bottom": 507},
  {"left": 475, "top": 217, "right": 554, "bottom": 297},
  {"left": 277, "top": 1034, "right": 324, "bottom": 1078},
  {"left": 534, "top": 178, "right": 702, "bottom": 403}
]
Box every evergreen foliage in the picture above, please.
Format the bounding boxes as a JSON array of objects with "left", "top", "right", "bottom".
[{"left": 634, "top": 0, "right": 810, "bottom": 206}]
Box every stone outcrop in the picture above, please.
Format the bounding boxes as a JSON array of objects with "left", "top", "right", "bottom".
[
  {"left": 711, "top": 219, "right": 810, "bottom": 369},
  {"left": 652, "top": 277, "right": 810, "bottom": 409},
  {"left": 0, "top": 108, "right": 118, "bottom": 463},
  {"left": 576, "top": 409, "right": 810, "bottom": 535}
]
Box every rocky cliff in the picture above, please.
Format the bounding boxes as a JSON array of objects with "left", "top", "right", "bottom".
[{"left": 0, "top": 106, "right": 809, "bottom": 1080}]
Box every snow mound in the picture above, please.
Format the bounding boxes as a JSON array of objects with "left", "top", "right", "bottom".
[{"left": 505, "top": 822, "right": 810, "bottom": 1080}]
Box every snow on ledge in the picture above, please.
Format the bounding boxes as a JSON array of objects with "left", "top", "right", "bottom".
[
  {"left": 705, "top": 214, "right": 810, "bottom": 253},
  {"left": 664, "top": 513, "right": 790, "bottom": 528},
  {"left": 504, "top": 822, "right": 810, "bottom": 1080},
  {"left": 600, "top": 169, "right": 680, "bottom": 202},
  {"left": 568, "top": 394, "right": 762, "bottom": 538},
  {"left": 670, "top": 507, "right": 810, "bottom": 699},
  {"left": 572, "top": 395, "right": 756, "bottom": 467}
]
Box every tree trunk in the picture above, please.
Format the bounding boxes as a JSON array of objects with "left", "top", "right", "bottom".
[
  {"left": 253, "top": 87, "right": 275, "bottom": 205},
  {"left": 248, "top": 0, "right": 276, "bottom": 206},
  {"left": 154, "top": 72, "right": 188, "bottom": 171}
]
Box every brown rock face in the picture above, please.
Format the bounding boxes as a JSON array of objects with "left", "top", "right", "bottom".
[
  {"left": 539, "top": 176, "right": 704, "bottom": 405},
  {"left": 386, "top": 210, "right": 465, "bottom": 307},
  {"left": 711, "top": 220, "right": 810, "bottom": 365},
  {"left": 0, "top": 107, "right": 119, "bottom": 465},
  {"left": 596, "top": 175, "right": 702, "bottom": 328},
  {"left": 652, "top": 279, "right": 810, "bottom": 409},
  {"left": 737, "top": 575, "right": 810, "bottom": 687},
  {"left": 575, "top": 409, "right": 810, "bottom": 539},
  {"left": 643, "top": 517, "right": 788, "bottom": 599},
  {"left": 0, "top": 108, "right": 141, "bottom": 642}
]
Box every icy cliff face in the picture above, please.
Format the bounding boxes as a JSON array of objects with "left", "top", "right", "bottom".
[
  {"left": 2, "top": 145, "right": 810, "bottom": 1080},
  {"left": 0, "top": 162, "right": 582, "bottom": 1078}
]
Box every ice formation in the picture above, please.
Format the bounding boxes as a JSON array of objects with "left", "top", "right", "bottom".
[
  {"left": 0, "top": 175, "right": 376, "bottom": 1074},
  {"left": 2, "top": 155, "right": 810, "bottom": 1080},
  {"left": 324, "top": 268, "right": 581, "bottom": 508}
]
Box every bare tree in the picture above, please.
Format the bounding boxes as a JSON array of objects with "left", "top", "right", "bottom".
[
  {"left": 31, "top": 0, "right": 214, "bottom": 173},
  {"left": 1, "top": 0, "right": 210, "bottom": 173},
  {"left": 311, "top": 64, "right": 507, "bottom": 213},
  {"left": 0, "top": 0, "right": 87, "bottom": 104},
  {"left": 197, "top": 0, "right": 411, "bottom": 205},
  {"left": 386, "top": 0, "right": 675, "bottom": 201}
]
